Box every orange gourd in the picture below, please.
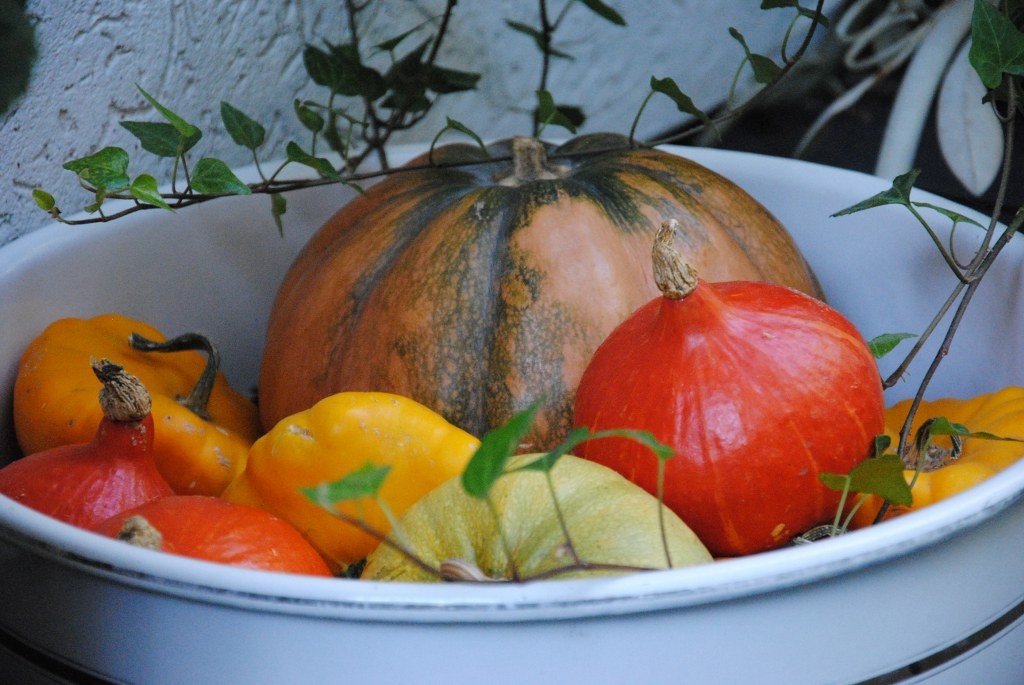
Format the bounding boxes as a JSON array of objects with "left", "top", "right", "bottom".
[{"left": 96, "top": 495, "right": 333, "bottom": 576}]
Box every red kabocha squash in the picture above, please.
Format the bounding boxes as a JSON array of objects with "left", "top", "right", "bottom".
[
  {"left": 572, "top": 221, "right": 885, "bottom": 557},
  {"left": 0, "top": 360, "right": 173, "bottom": 530},
  {"left": 95, "top": 495, "right": 333, "bottom": 576},
  {"left": 260, "top": 132, "right": 823, "bottom": 452}
]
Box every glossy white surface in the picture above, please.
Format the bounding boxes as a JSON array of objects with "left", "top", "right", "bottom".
[{"left": 0, "top": 147, "right": 1022, "bottom": 684}]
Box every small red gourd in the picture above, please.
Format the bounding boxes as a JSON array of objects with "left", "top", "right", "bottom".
[
  {"left": 572, "top": 220, "right": 885, "bottom": 556},
  {"left": 0, "top": 359, "right": 173, "bottom": 530},
  {"left": 95, "top": 496, "right": 333, "bottom": 576}
]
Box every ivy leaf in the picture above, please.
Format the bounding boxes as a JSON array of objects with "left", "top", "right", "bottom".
[
  {"left": 375, "top": 25, "right": 421, "bottom": 53},
  {"left": 190, "top": 158, "right": 251, "bottom": 195},
  {"left": 135, "top": 84, "right": 200, "bottom": 142},
  {"left": 729, "top": 27, "right": 782, "bottom": 84},
  {"left": 505, "top": 20, "right": 573, "bottom": 59},
  {"left": 285, "top": 141, "right": 340, "bottom": 179},
  {"left": 423, "top": 64, "right": 481, "bottom": 94},
  {"left": 969, "top": 0, "right": 1024, "bottom": 90},
  {"left": 578, "top": 0, "right": 626, "bottom": 26},
  {"left": 221, "top": 101, "right": 265, "bottom": 151},
  {"left": 121, "top": 121, "right": 200, "bottom": 158},
  {"left": 926, "top": 416, "right": 1024, "bottom": 443},
  {"left": 912, "top": 201, "right": 985, "bottom": 229},
  {"left": 432, "top": 117, "right": 489, "bottom": 155},
  {"left": 293, "top": 99, "right": 325, "bottom": 134},
  {"left": 129, "top": 173, "right": 172, "bottom": 210},
  {"left": 462, "top": 401, "right": 543, "bottom": 499},
  {"left": 649, "top": 76, "right": 714, "bottom": 130},
  {"left": 515, "top": 427, "right": 673, "bottom": 477},
  {"left": 32, "top": 189, "right": 56, "bottom": 212},
  {"left": 831, "top": 169, "right": 920, "bottom": 216},
  {"left": 304, "top": 42, "right": 386, "bottom": 99},
  {"left": 535, "top": 89, "right": 581, "bottom": 134},
  {"left": 380, "top": 41, "right": 429, "bottom": 111},
  {"left": 62, "top": 146, "right": 130, "bottom": 191},
  {"left": 270, "top": 193, "right": 287, "bottom": 237},
  {"left": 821, "top": 453, "right": 912, "bottom": 506},
  {"left": 301, "top": 462, "right": 392, "bottom": 508},
  {"left": 868, "top": 332, "right": 917, "bottom": 359}
]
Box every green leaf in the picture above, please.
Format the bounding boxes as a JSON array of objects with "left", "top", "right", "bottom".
[
  {"left": 135, "top": 84, "right": 200, "bottom": 141},
  {"left": 535, "top": 89, "right": 580, "bottom": 134},
  {"left": 423, "top": 64, "right": 481, "bottom": 94},
  {"left": 221, "top": 101, "right": 265, "bottom": 150},
  {"left": 189, "top": 158, "right": 251, "bottom": 195},
  {"left": 516, "top": 426, "right": 673, "bottom": 475},
  {"left": 649, "top": 76, "right": 714, "bottom": 129},
  {"left": 285, "top": 141, "right": 340, "bottom": 179},
  {"left": 729, "top": 27, "right": 782, "bottom": 84},
  {"left": 868, "top": 332, "right": 917, "bottom": 359},
  {"left": 821, "top": 453, "right": 912, "bottom": 506},
  {"left": 293, "top": 99, "right": 325, "bottom": 133},
  {"left": 872, "top": 434, "right": 892, "bottom": 458},
  {"left": 578, "top": 0, "right": 626, "bottom": 26},
  {"left": 32, "top": 189, "right": 55, "bottom": 211},
  {"left": 270, "top": 193, "right": 286, "bottom": 236},
  {"left": 120, "top": 121, "right": 201, "bottom": 158},
  {"left": 434, "top": 117, "right": 488, "bottom": 154},
  {"left": 831, "top": 169, "right": 920, "bottom": 217},
  {"left": 969, "top": 1, "right": 1024, "bottom": 89},
  {"left": 461, "top": 401, "right": 543, "bottom": 499},
  {"left": 301, "top": 462, "right": 392, "bottom": 507},
  {"left": 304, "top": 42, "right": 386, "bottom": 99},
  {"left": 505, "top": 20, "right": 574, "bottom": 59},
  {"left": 912, "top": 202, "right": 986, "bottom": 229},
  {"left": 375, "top": 26, "right": 420, "bottom": 53},
  {"left": 926, "top": 416, "right": 1024, "bottom": 443},
  {"left": 129, "top": 174, "right": 172, "bottom": 210},
  {"left": 515, "top": 427, "right": 592, "bottom": 474},
  {"left": 62, "top": 146, "right": 130, "bottom": 190}
]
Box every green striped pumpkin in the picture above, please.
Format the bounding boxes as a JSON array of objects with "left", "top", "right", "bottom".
[{"left": 259, "top": 133, "right": 822, "bottom": 450}]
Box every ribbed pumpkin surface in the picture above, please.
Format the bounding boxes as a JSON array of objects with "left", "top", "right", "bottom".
[{"left": 259, "top": 133, "right": 822, "bottom": 450}]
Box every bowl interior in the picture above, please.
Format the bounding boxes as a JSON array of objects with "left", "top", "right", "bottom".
[{"left": 0, "top": 144, "right": 1021, "bottom": 616}]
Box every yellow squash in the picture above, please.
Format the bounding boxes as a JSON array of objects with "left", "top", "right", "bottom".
[
  {"left": 854, "top": 387, "right": 1024, "bottom": 526},
  {"left": 222, "top": 391, "right": 480, "bottom": 572},
  {"left": 14, "top": 314, "right": 261, "bottom": 495}
]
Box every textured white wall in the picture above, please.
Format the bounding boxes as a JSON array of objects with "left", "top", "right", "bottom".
[{"left": 1, "top": 1, "right": 812, "bottom": 245}]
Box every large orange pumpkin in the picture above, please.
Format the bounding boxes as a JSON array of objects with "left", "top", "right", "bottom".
[{"left": 259, "top": 133, "right": 822, "bottom": 450}]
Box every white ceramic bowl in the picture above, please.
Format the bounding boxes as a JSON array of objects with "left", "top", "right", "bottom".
[{"left": 1, "top": 146, "right": 1023, "bottom": 685}]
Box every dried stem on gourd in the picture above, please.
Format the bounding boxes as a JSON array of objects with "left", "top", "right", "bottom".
[
  {"left": 653, "top": 219, "right": 699, "bottom": 299},
  {"left": 129, "top": 331, "right": 221, "bottom": 420},
  {"left": 116, "top": 515, "right": 164, "bottom": 551},
  {"left": 498, "top": 137, "right": 564, "bottom": 186},
  {"left": 92, "top": 359, "right": 152, "bottom": 423}
]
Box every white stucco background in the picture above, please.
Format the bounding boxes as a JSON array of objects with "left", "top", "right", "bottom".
[{"left": 1, "top": 1, "right": 826, "bottom": 245}]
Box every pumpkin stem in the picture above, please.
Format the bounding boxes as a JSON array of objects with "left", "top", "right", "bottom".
[
  {"left": 653, "top": 220, "right": 699, "bottom": 299},
  {"left": 439, "top": 558, "right": 506, "bottom": 582},
  {"left": 92, "top": 359, "right": 152, "bottom": 423},
  {"left": 116, "top": 514, "right": 164, "bottom": 551},
  {"left": 129, "top": 331, "right": 221, "bottom": 421},
  {"left": 499, "top": 137, "right": 564, "bottom": 186}
]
